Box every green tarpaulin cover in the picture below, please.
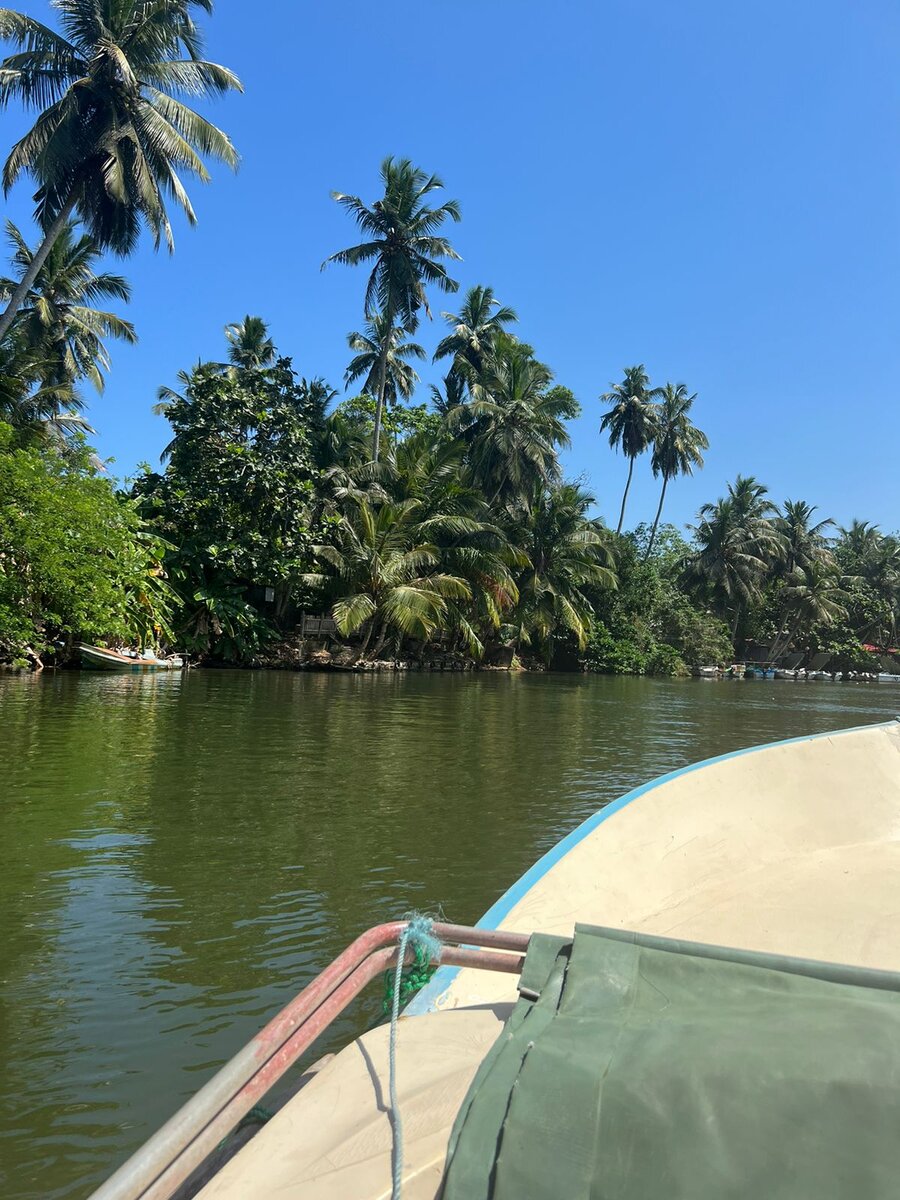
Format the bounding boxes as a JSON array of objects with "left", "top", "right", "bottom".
[{"left": 441, "top": 924, "right": 900, "bottom": 1199}]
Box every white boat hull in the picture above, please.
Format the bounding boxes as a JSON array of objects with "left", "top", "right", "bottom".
[
  {"left": 190, "top": 721, "right": 900, "bottom": 1200},
  {"left": 414, "top": 720, "right": 900, "bottom": 1016}
]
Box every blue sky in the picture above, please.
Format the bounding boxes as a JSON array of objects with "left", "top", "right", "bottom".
[{"left": 5, "top": 0, "right": 900, "bottom": 532}]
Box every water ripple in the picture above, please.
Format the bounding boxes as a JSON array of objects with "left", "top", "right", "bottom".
[{"left": 1, "top": 670, "right": 897, "bottom": 1198}]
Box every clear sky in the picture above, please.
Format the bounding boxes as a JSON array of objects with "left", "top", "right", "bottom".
[{"left": 5, "top": 0, "right": 900, "bottom": 532}]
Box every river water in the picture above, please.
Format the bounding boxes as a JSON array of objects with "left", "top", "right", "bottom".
[{"left": 2, "top": 669, "right": 898, "bottom": 1198}]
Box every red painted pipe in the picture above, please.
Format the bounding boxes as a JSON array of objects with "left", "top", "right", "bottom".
[{"left": 89, "top": 923, "right": 527, "bottom": 1200}]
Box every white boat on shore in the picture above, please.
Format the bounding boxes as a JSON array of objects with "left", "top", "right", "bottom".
[
  {"left": 78, "top": 644, "right": 184, "bottom": 672},
  {"left": 90, "top": 720, "right": 900, "bottom": 1200}
]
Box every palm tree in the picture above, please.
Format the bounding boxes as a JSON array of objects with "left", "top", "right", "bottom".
[
  {"left": 224, "top": 316, "right": 275, "bottom": 372},
  {"left": 766, "top": 500, "right": 836, "bottom": 657},
  {"left": 645, "top": 383, "right": 708, "bottom": 558},
  {"left": 384, "top": 433, "right": 520, "bottom": 654},
  {"left": 769, "top": 562, "right": 849, "bottom": 661},
  {"left": 433, "top": 284, "right": 517, "bottom": 384},
  {"left": 774, "top": 500, "right": 834, "bottom": 575},
  {"left": 858, "top": 534, "right": 900, "bottom": 645},
  {"left": 344, "top": 314, "right": 425, "bottom": 405},
  {"left": 429, "top": 370, "right": 467, "bottom": 416},
  {"left": 303, "top": 495, "right": 472, "bottom": 658},
  {"left": 0, "top": 0, "right": 241, "bottom": 342},
  {"left": 451, "top": 334, "right": 572, "bottom": 510},
  {"left": 726, "top": 474, "right": 776, "bottom": 524},
  {"left": 600, "top": 365, "right": 660, "bottom": 534},
  {"left": 0, "top": 356, "right": 94, "bottom": 449},
  {"left": 839, "top": 519, "right": 882, "bottom": 563},
  {"left": 323, "top": 156, "right": 461, "bottom": 460},
  {"left": 0, "top": 219, "right": 135, "bottom": 405},
  {"left": 685, "top": 489, "right": 781, "bottom": 644},
  {"left": 513, "top": 482, "right": 617, "bottom": 656}
]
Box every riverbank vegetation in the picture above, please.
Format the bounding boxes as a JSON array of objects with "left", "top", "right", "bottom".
[{"left": 0, "top": 4, "right": 897, "bottom": 673}]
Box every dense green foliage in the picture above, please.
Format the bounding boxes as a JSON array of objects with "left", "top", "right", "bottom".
[
  {"left": 0, "top": 422, "right": 173, "bottom": 662},
  {"left": 120, "top": 315, "right": 897, "bottom": 673},
  {"left": 587, "top": 527, "right": 733, "bottom": 676},
  {"left": 135, "top": 356, "right": 325, "bottom": 660},
  {"left": 131, "top": 318, "right": 614, "bottom": 664},
  {"left": 0, "top": 4, "right": 895, "bottom": 674}
]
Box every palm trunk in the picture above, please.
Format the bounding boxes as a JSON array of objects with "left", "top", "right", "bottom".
[
  {"left": 0, "top": 195, "right": 77, "bottom": 343},
  {"left": 616, "top": 457, "right": 635, "bottom": 535},
  {"left": 771, "top": 621, "right": 799, "bottom": 663},
  {"left": 731, "top": 604, "right": 742, "bottom": 649},
  {"left": 644, "top": 475, "right": 669, "bottom": 559},
  {"left": 768, "top": 610, "right": 789, "bottom": 660},
  {"left": 372, "top": 301, "right": 394, "bottom": 462},
  {"left": 371, "top": 623, "right": 389, "bottom": 659},
  {"left": 359, "top": 616, "right": 376, "bottom": 657}
]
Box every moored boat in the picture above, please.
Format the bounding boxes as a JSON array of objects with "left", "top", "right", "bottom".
[
  {"left": 78, "top": 644, "right": 184, "bottom": 672},
  {"left": 90, "top": 720, "right": 900, "bottom": 1200}
]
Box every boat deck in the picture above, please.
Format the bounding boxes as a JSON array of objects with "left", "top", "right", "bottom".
[{"left": 199, "top": 721, "right": 900, "bottom": 1199}]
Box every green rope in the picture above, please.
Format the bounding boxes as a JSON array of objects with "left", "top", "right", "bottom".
[
  {"left": 387, "top": 915, "right": 443, "bottom": 1200},
  {"left": 216, "top": 1103, "right": 274, "bottom": 1151},
  {"left": 382, "top": 939, "right": 437, "bottom": 1014}
]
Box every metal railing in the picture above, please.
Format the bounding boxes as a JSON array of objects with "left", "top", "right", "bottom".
[{"left": 89, "top": 921, "right": 529, "bottom": 1200}]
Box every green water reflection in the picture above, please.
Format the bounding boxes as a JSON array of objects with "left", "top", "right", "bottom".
[{"left": 1, "top": 669, "right": 897, "bottom": 1198}]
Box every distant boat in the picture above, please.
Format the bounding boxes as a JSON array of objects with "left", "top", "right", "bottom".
[
  {"left": 695, "top": 665, "right": 719, "bottom": 678},
  {"left": 78, "top": 644, "right": 183, "bottom": 672},
  {"left": 878, "top": 673, "right": 900, "bottom": 684}
]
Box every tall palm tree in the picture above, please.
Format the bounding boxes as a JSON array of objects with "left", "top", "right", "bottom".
[
  {"left": 725, "top": 474, "right": 776, "bottom": 523},
  {"left": 645, "top": 383, "right": 708, "bottom": 558},
  {"left": 600, "top": 365, "right": 660, "bottom": 534},
  {"left": 0, "top": 0, "right": 241, "bottom": 342},
  {"left": 766, "top": 500, "right": 836, "bottom": 657},
  {"left": 774, "top": 500, "right": 834, "bottom": 576},
  {"left": 429, "top": 369, "right": 467, "bottom": 416},
  {"left": 856, "top": 534, "right": 900, "bottom": 645},
  {"left": 323, "top": 156, "right": 461, "bottom": 460},
  {"left": 685, "top": 489, "right": 782, "bottom": 644},
  {"left": 513, "top": 482, "right": 617, "bottom": 656},
  {"left": 451, "top": 334, "right": 572, "bottom": 510},
  {"left": 224, "top": 315, "right": 275, "bottom": 372},
  {"left": 302, "top": 495, "right": 472, "bottom": 658},
  {"left": 384, "top": 433, "right": 520, "bottom": 654},
  {"left": 839, "top": 519, "right": 882, "bottom": 563},
  {"left": 433, "top": 284, "right": 517, "bottom": 384},
  {"left": 344, "top": 314, "right": 425, "bottom": 405},
  {"left": 1, "top": 219, "right": 135, "bottom": 405}
]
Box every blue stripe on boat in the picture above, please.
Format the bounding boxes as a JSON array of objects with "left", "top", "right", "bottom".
[{"left": 407, "top": 719, "right": 897, "bottom": 1014}]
